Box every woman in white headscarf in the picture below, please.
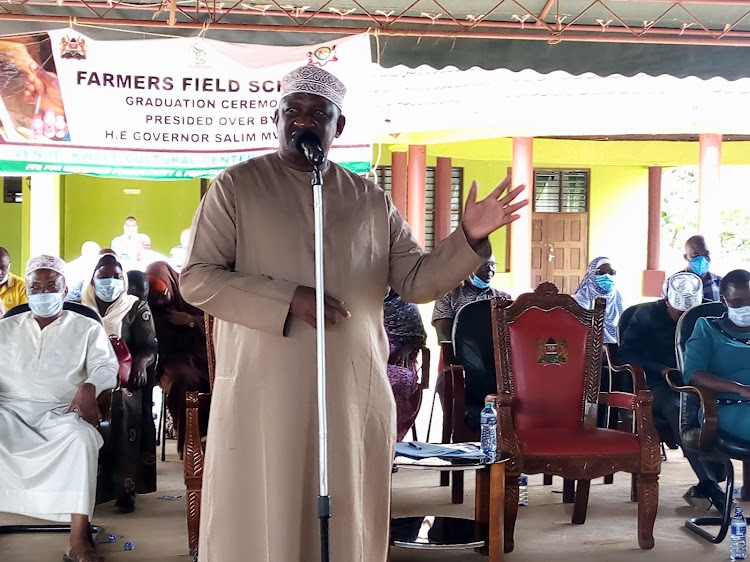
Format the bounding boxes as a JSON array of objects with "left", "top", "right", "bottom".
[
  {"left": 572, "top": 256, "right": 624, "bottom": 344},
  {"left": 79, "top": 253, "right": 158, "bottom": 513}
]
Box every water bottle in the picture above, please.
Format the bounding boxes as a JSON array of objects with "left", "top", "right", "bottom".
[
  {"left": 518, "top": 474, "right": 529, "bottom": 506},
  {"left": 480, "top": 401, "right": 498, "bottom": 463},
  {"left": 731, "top": 506, "right": 747, "bottom": 560}
]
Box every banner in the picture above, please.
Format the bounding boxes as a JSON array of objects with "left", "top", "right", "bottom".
[{"left": 0, "top": 31, "right": 374, "bottom": 179}]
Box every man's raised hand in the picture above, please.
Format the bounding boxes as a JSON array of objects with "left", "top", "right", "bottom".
[{"left": 461, "top": 176, "right": 529, "bottom": 247}]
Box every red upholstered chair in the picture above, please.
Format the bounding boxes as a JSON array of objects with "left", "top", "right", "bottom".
[
  {"left": 489, "top": 283, "right": 661, "bottom": 553},
  {"left": 184, "top": 314, "right": 214, "bottom": 557}
]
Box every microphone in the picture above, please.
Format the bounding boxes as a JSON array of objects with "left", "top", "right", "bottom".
[{"left": 295, "top": 130, "right": 326, "bottom": 166}]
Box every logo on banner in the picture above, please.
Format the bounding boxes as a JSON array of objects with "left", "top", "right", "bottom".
[
  {"left": 307, "top": 45, "right": 338, "bottom": 66},
  {"left": 60, "top": 34, "right": 87, "bottom": 59},
  {"left": 189, "top": 40, "right": 208, "bottom": 67},
  {"left": 536, "top": 338, "right": 568, "bottom": 365}
]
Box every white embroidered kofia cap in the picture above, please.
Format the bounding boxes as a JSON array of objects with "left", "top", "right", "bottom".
[
  {"left": 666, "top": 271, "right": 703, "bottom": 311},
  {"left": 26, "top": 255, "right": 66, "bottom": 278},
  {"left": 280, "top": 65, "right": 346, "bottom": 110}
]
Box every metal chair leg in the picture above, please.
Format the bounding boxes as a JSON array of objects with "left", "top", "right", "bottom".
[
  {"left": 685, "top": 458, "right": 735, "bottom": 544},
  {"left": 0, "top": 523, "right": 106, "bottom": 545},
  {"left": 160, "top": 389, "right": 168, "bottom": 462}
]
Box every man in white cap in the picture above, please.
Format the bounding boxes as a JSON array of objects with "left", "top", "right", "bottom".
[
  {"left": 618, "top": 272, "right": 726, "bottom": 512},
  {"left": 0, "top": 255, "right": 118, "bottom": 562},
  {"left": 181, "top": 64, "right": 527, "bottom": 562}
]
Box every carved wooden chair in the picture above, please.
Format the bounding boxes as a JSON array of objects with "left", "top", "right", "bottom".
[
  {"left": 663, "top": 302, "right": 750, "bottom": 543},
  {"left": 407, "top": 346, "right": 431, "bottom": 441},
  {"left": 0, "top": 303, "right": 113, "bottom": 546},
  {"left": 488, "top": 283, "right": 661, "bottom": 553},
  {"left": 441, "top": 298, "right": 578, "bottom": 504},
  {"left": 184, "top": 314, "right": 215, "bottom": 557}
]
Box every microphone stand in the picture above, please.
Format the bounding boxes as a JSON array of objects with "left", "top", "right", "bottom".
[{"left": 311, "top": 162, "right": 331, "bottom": 562}]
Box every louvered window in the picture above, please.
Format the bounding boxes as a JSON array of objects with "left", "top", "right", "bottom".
[
  {"left": 533, "top": 170, "right": 589, "bottom": 213},
  {"left": 2, "top": 177, "right": 23, "bottom": 203},
  {"left": 376, "top": 165, "right": 463, "bottom": 251}
]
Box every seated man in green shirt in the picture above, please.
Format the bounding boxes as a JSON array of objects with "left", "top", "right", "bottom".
[{"left": 683, "top": 268, "right": 750, "bottom": 511}]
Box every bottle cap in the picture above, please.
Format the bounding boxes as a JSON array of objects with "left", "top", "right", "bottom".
[{"left": 485, "top": 401, "right": 494, "bottom": 407}]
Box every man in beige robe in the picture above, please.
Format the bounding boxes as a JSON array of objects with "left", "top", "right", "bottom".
[{"left": 180, "top": 65, "right": 527, "bottom": 562}]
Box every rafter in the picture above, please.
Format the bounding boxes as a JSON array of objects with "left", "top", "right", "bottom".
[{"left": 1, "top": 0, "right": 750, "bottom": 47}]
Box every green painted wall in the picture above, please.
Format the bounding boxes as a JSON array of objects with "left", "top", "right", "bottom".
[
  {"left": 61, "top": 176, "right": 202, "bottom": 261},
  {"left": 0, "top": 178, "right": 24, "bottom": 276},
  {"left": 588, "top": 166, "right": 649, "bottom": 305}
]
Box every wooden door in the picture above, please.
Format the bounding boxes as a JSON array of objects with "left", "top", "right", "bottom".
[{"left": 531, "top": 213, "right": 588, "bottom": 295}]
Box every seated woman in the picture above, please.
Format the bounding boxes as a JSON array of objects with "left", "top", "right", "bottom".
[
  {"left": 0, "top": 256, "right": 118, "bottom": 562},
  {"left": 572, "top": 256, "right": 624, "bottom": 344},
  {"left": 145, "top": 261, "right": 210, "bottom": 458},
  {"left": 384, "top": 289, "right": 427, "bottom": 441},
  {"left": 79, "top": 253, "right": 158, "bottom": 514},
  {"left": 682, "top": 269, "right": 750, "bottom": 509}
]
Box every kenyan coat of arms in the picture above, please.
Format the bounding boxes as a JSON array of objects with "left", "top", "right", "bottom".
[
  {"left": 60, "top": 35, "right": 87, "bottom": 59},
  {"left": 536, "top": 338, "right": 568, "bottom": 365}
]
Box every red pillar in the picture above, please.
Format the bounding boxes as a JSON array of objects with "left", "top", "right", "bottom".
[
  {"left": 699, "top": 134, "right": 722, "bottom": 245},
  {"left": 407, "top": 145, "right": 426, "bottom": 247},
  {"left": 511, "top": 137, "right": 534, "bottom": 292},
  {"left": 643, "top": 166, "right": 665, "bottom": 297},
  {"left": 390, "top": 151, "right": 408, "bottom": 217},
  {"left": 435, "top": 157, "right": 453, "bottom": 243}
]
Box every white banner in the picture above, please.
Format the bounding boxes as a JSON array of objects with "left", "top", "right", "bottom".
[{"left": 0, "top": 31, "right": 374, "bottom": 178}]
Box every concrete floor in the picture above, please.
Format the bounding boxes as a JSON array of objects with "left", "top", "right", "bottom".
[{"left": 0, "top": 443, "right": 744, "bottom": 562}]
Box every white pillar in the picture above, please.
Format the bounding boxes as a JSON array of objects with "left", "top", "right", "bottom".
[{"left": 29, "top": 174, "right": 61, "bottom": 257}]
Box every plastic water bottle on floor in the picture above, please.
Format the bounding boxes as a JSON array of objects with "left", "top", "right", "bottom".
[
  {"left": 480, "top": 401, "right": 498, "bottom": 463},
  {"left": 731, "top": 506, "right": 747, "bottom": 560},
  {"left": 518, "top": 474, "right": 529, "bottom": 506}
]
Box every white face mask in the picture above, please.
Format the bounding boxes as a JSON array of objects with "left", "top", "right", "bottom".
[
  {"left": 28, "top": 292, "right": 64, "bottom": 318},
  {"left": 727, "top": 305, "right": 750, "bottom": 328}
]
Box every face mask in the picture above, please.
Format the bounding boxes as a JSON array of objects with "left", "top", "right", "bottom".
[
  {"left": 470, "top": 274, "right": 491, "bottom": 290},
  {"left": 595, "top": 274, "right": 615, "bottom": 292},
  {"left": 0, "top": 274, "right": 7, "bottom": 285},
  {"left": 689, "top": 255, "right": 710, "bottom": 276},
  {"left": 727, "top": 305, "right": 750, "bottom": 328},
  {"left": 28, "top": 292, "right": 64, "bottom": 318},
  {"left": 94, "top": 278, "right": 124, "bottom": 303}
]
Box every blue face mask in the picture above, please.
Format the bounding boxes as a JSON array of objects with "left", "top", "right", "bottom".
[
  {"left": 94, "top": 278, "right": 124, "bottom": 303},
  {"left": 689, "top": 255, "right": 710, "bottom": 276},
  {"left": 470, "top": 274, "right": 491, "bottom": 290},
  {"left": 28, "top": 292, "right": 64, "bottom": 318},
  {"left": 595, "top": 274, "right": 615, "bottom": 292}
]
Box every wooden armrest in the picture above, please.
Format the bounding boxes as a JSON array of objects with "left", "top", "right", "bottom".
[
  {"left": 663, "top": 367, "right": 718, "bottom": 451},
  {"left": 186, "top": 391, "right": 211, "bottom": 410},
  {"left": 449, "top": 365, "right": 466, "bottom": 435},
  {"left": 598, "top": 390, "right": 636, "bottom": 411},
  {"left": 604, "top": 345, "right": 647, "bottom": 392},
  {"left": 418, "top": 346, "right": 431, "bottom": 391},
  {"left": 485, "top": 393, "right": 520, "bottom": 463},
  {"left": 97, "top": 389, "right": 113, "bottom": 438},
  {"left": 440, "top": 341, "right": 455, "bottom": 367}
]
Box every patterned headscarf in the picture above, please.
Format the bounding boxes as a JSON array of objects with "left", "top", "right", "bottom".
[
  {"left": 26, "top": 255, "right": 66, "bottom": 278},
  {"left": 572, "top": 256, "right": 624, "bottom": 344},
  {"left": 280, "top": 65, "right": 346, "bottom": 110},
  {"left": 666, "top": 272, "right": 703, "bottom": 311}
]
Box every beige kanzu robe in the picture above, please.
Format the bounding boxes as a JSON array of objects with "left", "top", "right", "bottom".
[{"left": 180, "top": 153, "right": 490, "bottom": 562}]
